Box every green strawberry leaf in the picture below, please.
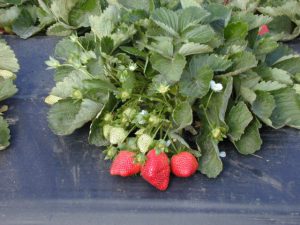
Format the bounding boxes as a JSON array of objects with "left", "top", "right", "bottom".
[
  {"left": 53, "top": 66, "right": 75, "bottom": 82},
  {"left": 0, "top": 78, "right": 18, "bottom": 101},
  {"left": 83, "top": 78, "right": 117, "bottom": 92},
  {"left": 0, "top": 116, "right": 10, "bottom": 151},
  {"left": 0, "top": 38, "right": 19, "bottom": 150},
  {"left": 0, "top": 6, "right": 20, "bottom": 26},
  {"left": 197, "top": 131, "right": 223, "bottom": 178},
  {"left": 253, "top": 80, "right": 287, "bottom": 92},
  {"left": 117, "top": 0, "right": 154, "bottom": 12},
  {"left": 0, "top": 40, "right": 19, "bottom": 73},
  {"left": 150, "top": 53, "right": 186, "bottom": 82},
  {"left": 231, "top": 12, "right": 272, "bottom": 31},
  {"left": 178, "top": 43, "right": 212, "bottom": 56},
  {"left": 204, "top": 3, "right": 231, "bottom": 26},
  {"left": 54, "top": 38, "right": 81, "bottom": 60},
  {"left": 255, "top": 67, "right": 293, "bottom": 85},
  {"left": 179, "top": 66, "right": 213, "bottom": 98},
  {"left": 181, "top": 24, "right": 215, "bottom": 44},
  {"left": 270, "top": 88, "right": 300, "bottom": 129},
  {"left": 251, "top": 91, "right": 275, "bottom": 126},
  {"left": 50, "top": 70, "right": 90, "bottom": 98},
  {"left": 226, "top": 101, "right": 253, "bottom": 141},
  {"left": 234, "top": 119, "right": 262, "bottom": 155},
  {"left": 46, "top": 23, "right": 73, "bottom": 36},
  {"left": 204, "top": 77, "right": 233, "bottom": 127},
  {"left": 265, "top": 44, "right": 296, "bottom": 66},
  {"left": 150, "top": 7, "right": 179, "bottom": 36},
  {"left": 89, "top": 94, "right": 117, "bottom": 146},
  {"left": 274, "top": 57, "right": 300, "bottom": 75},
  {"left": 224, "top": 51, "right": 257, "bottom": 77},
  {"left": 48, "top": 98, "right": 104, "bottom": 135},
  {"left": 50, "top": 0, "right": 78, "bottom": 23},
  {"left": 178, "top": 6, "right": 210, "bottom": 32},
  {"left": 68, "top": 0, "right": 101, "bottom": 28},
  {"left": 12, "top": 7, "right": 43, "bottom": 39},
  {"left": 172, "top": 101, "right": 193, "bottom": 131},
  {"left": 89, "top": 5, "right": 119, "bottom": 39},
  {"left": 254, "top": 37, "right": 279, "bottom": 56},
  {"left": 189, "top": 54, "right": 232, "bottom": 72},
  {"left": 180, "top": 0, "right": 201, "bottom": 8},
  {"left": 224, "top": 21, "right": 248, "bottom": 41}
]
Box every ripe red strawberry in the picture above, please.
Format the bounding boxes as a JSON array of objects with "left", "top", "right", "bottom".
[
  {"left": 258, "top": 25, "right": 270, "bottom": 36},
  {"left": 110, "top": 151, "right": 141, "bottom": 177},
  {"left": 141, "top": 149, "right": 170, "bottom": 191},
  {"left": 171, "top": 152, "right": 198, "bottom": 178}
]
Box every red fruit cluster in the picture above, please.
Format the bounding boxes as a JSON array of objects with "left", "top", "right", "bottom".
[{"left": 109, "top": 149, "right": 199, "bottom": 191}]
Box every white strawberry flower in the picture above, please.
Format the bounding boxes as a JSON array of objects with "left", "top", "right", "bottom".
[
  {"left": 137, "top": 134, "right": 153, "bottom": 153},
  {"left": 135, "top": 110, "right": 148, "bottom": 125},
  {"left": 219, "top": 151, "right": 226, "bottom": 158},
  {"left": 157, "top": 84, "right": 169, "bottom": 94},
  {"left": 210, "top": 80, "right": 223, "bottom": 92},
  {"left": 140, "top": 110, "right": 148, "bottom": 115},
  {"left": 166, "top": 140, "right": 171, "bottom": 147},
  {"left": 128, "top": 63, "right": 137, "bottom": 71},
  {"left": 120, "top": 91, "right": 130, "bottom": 101}
]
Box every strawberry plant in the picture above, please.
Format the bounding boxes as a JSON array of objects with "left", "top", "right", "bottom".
[
  {"left": 207, "top": 0, "right": 300, "bottom": 41},
  {"left": 45, "top": 0, "right": 300, "bottom": 190},
  {"left": 2, "top": 0, "right": 300, "bottom": 41},
  {"left": 0, "top": 38, "right": 19, "bottom": 150},
  {"left": 0, "top": 0, "right": 107, "bottom": 38}
]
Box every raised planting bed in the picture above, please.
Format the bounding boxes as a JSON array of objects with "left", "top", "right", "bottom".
[{"left": 0, "top": 35, "right": 299, "bottom": 225}]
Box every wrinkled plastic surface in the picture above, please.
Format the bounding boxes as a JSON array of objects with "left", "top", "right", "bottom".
[{"left": 0, "top": 36, "right": 299, "bottom": 225}]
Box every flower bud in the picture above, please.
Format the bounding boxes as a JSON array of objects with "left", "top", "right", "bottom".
[
  {"left": 45, "top": 95, "right": 62, "bottom": 105},
  {"left": 104, "top": 113, "right": 113, "bottom": 122},
  {"left": 72, "top": 90, "right": 83, "bottom": 99},
  {"left": 45, "top": 57, "right": 60, "bottom": 69},
  {"left": 148, "top": 115, "right": 160, "bottom": 125}
]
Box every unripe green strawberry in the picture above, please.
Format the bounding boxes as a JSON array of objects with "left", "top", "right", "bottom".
[
  {"left": 148, "top": 115, "right": 160, "bottom": 125},
  {"left": 137, "top": 134, "right": 153, "bottom": 153},
  {"left": 109, "top": 127, "right": 127, "bottom": 144},
  {"left": 122, "top": 107, "right": 136, "bottom": 120},
  {"left": 104, "top": 113, "right": 113, "bottom": 122},
  {"left": 103, "top": 124, "right": 113, "bottom": 139}
]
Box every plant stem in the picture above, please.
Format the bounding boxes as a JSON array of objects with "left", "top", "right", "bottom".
[{"left": 205, "top": 91, "right": 214, "bottom": 110}]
